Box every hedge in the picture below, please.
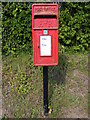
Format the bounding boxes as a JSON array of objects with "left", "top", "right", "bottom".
[{"left": 2, "top": 2, "right": 90, "bottom": 55}]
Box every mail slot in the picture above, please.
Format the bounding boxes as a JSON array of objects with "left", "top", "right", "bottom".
[{"left": 32, "top": 4, "right": 58, "bottom": 66}]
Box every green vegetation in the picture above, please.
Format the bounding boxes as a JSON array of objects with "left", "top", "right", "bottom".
[
  {"left": 2, "top": 3, "right": 32, "bottom": 55},
  {"left": 2, "top": 51, "right": 88, "bottom": 118},
  {"left": 2, "top": 2, "right": 90, "bottom": 55},
  {"left": 2, "top": 2, "right": 89, "bottom": 118},
  {"left": 59, "top": 3, "right": 90, "bottom": 51}
]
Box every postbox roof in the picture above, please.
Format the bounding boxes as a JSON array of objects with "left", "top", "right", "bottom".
[{"left": 32, "top": 4, "right": 58, "bottom": 16}]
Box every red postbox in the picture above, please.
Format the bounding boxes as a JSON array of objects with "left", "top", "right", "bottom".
[{"left": 32, "top": 4, "right": 58, "bottom": 66}]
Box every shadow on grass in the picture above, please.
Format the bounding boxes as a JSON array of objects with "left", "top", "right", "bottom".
[{"left": 48, "top": 52, "right": 68, "bottom": 106}]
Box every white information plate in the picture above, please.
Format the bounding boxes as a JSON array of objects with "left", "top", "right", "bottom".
[{"left": 40, "top": 36, "right": 51, "bottom": 56}]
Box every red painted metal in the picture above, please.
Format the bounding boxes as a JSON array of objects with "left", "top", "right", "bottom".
[{"left": 32, "top": 4, "right": 58, "bottom": 66}]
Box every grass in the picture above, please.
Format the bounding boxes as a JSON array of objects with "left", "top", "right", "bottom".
[{"left": 2, "top": 50, "right": 88, "bottom": 118}]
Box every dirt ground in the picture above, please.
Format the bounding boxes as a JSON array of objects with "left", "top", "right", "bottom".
[{"left": 63, "top": 69, "right": 88, "bottom": 118}]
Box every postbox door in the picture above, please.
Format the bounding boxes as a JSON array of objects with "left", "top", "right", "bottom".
[{"left": 33, "top": 29, "right": 58, "bottom": 65}]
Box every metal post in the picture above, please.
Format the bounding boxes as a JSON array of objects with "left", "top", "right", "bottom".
[{"left": 43, "top": 66, "right": 48, "bottom": 116}]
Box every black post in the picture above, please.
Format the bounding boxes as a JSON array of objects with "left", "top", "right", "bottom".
[{"left": 43, "top": 66, "right": 48, "bottom": 116}]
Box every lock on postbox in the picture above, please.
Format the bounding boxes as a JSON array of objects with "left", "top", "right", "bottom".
[{"left": 32, "top": 4, "right": 58, "bottom": 66}]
